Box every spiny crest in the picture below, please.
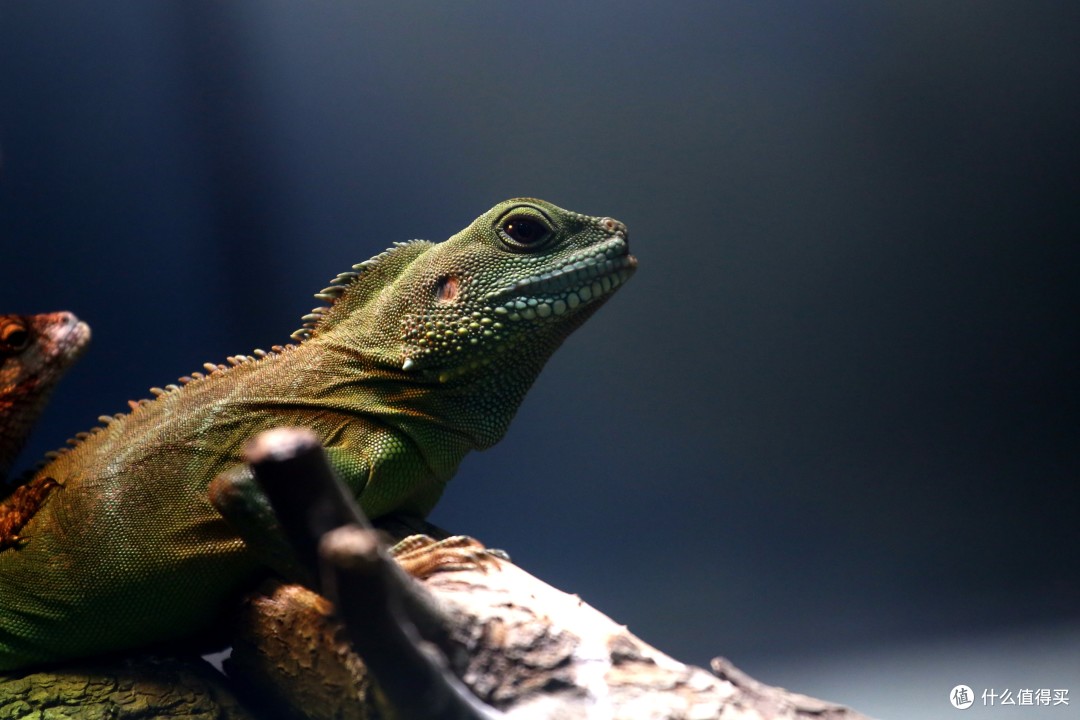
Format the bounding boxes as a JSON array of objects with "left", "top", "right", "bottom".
[
  {"left": 289, "top": 239, "right": 432, "bottom": 342},
  {"left": 43, "top": 346, "right": 298, "bottom": 461},
  {"left": 42, "top": 241, "right": 434, "bottom": 463}
]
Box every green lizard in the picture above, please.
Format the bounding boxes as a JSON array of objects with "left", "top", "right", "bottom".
[
  {"left": 0, "top": 198, "right": 635, "bottom": 671},
  {"left": 0, "top": 312, "right": 91, "bottom": 481}
]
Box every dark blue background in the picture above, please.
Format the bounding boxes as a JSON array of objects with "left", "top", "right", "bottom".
[{"left": 2, "top": 3, "right": 1077, "bottom": 715}]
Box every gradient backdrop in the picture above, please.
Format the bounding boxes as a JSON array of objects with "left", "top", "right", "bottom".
[{"left": 2, "top": 3, "right": 1077, "bottom": 717}]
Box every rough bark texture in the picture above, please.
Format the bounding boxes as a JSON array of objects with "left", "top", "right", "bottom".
[
  {"left": 227, "top": 552, "right": 872, "bottom": 720},
  {"left": 0, "top": 654, "right": 257, "bottom": 720},
  {"left": 227, "top": 431, "right": 873, "bottom": 719},
  {"left": 227, "top": 582, "right": 374, "bottom": 720}
]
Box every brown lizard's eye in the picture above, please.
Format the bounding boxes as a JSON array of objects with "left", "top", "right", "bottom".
[
  {"left": 0, "top": 319, "right": 31, "bottom": 352},
  {"left": 499, "top": 215, "right": 552, "bottom": 250}
]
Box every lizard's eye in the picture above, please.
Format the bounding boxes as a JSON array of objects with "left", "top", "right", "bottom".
[
  {"left": 0, "top": 320, "right": 30, "bottom": 352},
  {"left": 499, "top": 215, "right": 553, "bottom": 251}
]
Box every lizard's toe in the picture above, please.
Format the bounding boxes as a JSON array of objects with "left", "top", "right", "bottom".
[{"left": 390, "top": 534, "right": 505, "bottom": 579}]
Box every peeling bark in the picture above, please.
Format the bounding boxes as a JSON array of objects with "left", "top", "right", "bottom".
[
  {"left": 227, "top": 547, "right": 871, "bottom": 720},
  {"left": 0, "top": 654, "right": 257, "bottom": 720}
]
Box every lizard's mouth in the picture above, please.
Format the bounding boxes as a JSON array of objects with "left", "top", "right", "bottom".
[
  {"left": 66, "top": 321, "right": 92, "bottom": 348},
  {"left": 44, "top": 312, "right": 92, "bottom": 360},
  {"left": 484, "top": 234, "right": 636, "bottom": 320}
]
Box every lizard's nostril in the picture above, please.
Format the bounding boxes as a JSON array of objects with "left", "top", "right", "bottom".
[{"left": 600, "top": 217, "right": 628, "bottom": 240}]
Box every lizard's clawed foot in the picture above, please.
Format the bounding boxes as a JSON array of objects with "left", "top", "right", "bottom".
[{"left": 389, "top": 534, "right": 506, "bottom": 579}]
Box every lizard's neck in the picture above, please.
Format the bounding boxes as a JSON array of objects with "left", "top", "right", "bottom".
[
  {"left": 0, "top": 378, "right": 53, "bottom": 481},
  {"left": 314, "top": 329, "right": 562, "bottom": 453}
]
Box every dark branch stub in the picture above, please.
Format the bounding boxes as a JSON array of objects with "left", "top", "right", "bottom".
[
  {"left": 244, "top": 427, "right": 369, "bottom": 574},
  {"left": 244, "top": 426, "right": 500, "bottom": 720}
]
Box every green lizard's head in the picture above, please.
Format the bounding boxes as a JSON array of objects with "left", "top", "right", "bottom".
[{"left": 302, "top": 198, "right": 636, "bottom": 387}]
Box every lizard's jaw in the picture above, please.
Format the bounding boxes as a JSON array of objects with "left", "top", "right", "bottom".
[{"left": 485, "top": 234, "right": 636, "bottom": 322}]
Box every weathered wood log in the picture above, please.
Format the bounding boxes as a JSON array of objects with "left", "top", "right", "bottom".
[
  {"left": 231, "top": 426, "right": 872, "bottom": 720},
  {"left": 228, "top": 536, "right": 870, "bottom": 719}
]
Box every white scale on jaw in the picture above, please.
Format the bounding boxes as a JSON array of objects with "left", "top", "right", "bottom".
[{"left": 484, "top": 234, "right": 634, "bottom": 321}]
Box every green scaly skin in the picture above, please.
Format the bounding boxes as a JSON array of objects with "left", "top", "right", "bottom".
[
  {"left": 0, "top": 199, "right": 636, "bottom": 671},
  {"left": 0, "top": 312, "right": 91, "bottom": 481}
]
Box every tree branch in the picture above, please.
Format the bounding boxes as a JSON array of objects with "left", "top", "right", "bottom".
[
  {"left": 227, "top": 427, "right": 872, "bottom": 720},
  {"left": 243, "top": 427, "right": 497, "bottom": 720}
]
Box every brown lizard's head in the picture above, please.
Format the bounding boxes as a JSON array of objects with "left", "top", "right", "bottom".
[
  {"left": 0, "top": 312, "right": 90, "bottom": 479},
  {"left": 0, "top": 312, "right": 91, "bottom": 395}
]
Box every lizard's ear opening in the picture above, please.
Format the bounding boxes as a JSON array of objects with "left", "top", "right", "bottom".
[{"left": 435, "top": 275, "right": 461, "bottom": 303}]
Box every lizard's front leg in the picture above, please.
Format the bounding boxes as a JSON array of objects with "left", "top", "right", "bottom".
[
  {"left": 208, "top": 442, "right": 378, "bottom": 583},
  {"left": 207, "top": 425, "right": 443, "bottom": 579}
]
